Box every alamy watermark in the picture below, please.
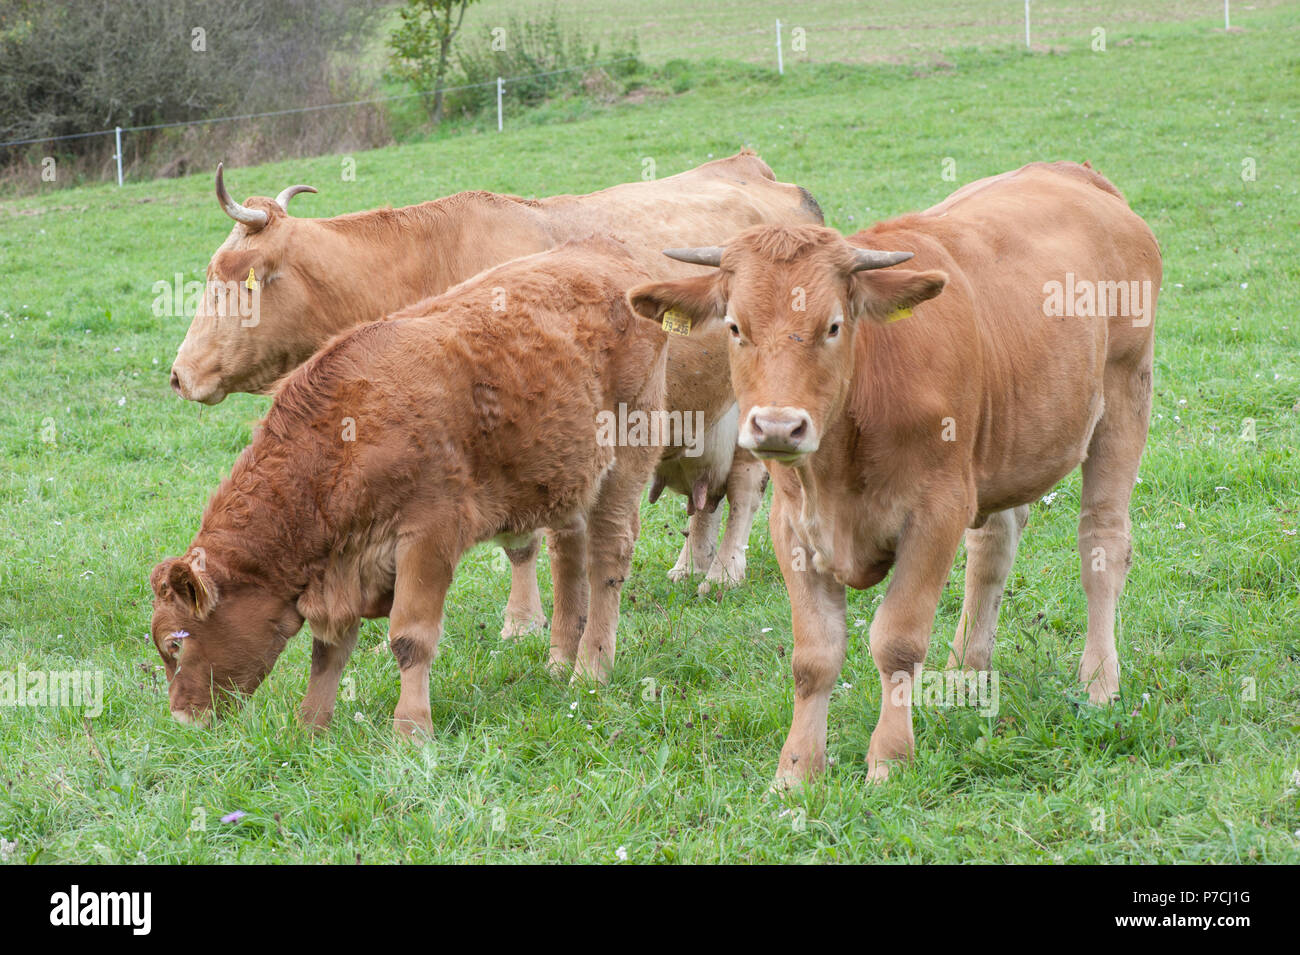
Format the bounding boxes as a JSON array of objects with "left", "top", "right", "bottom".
[
  {"left": 0, "top": 666, "right": 103, "bottom": 717},
  {"left": 49, "top": 885, "right": 150, "bottom": 935},
  {"left": 889, "top": 664, "right": 999, "bottom": 716},
  {"left": 596, "top": 402, "right": 705, "bottom": 457},
  {"left": 151, "top": 273, "right": 261, "bottom": 327},
  {"left": 1043, "top": 272, "right": 1153, "bottom": 326}
]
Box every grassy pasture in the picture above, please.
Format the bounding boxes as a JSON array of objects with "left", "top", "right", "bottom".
[
  {"left": 0, "top": 3, "right": 1297, "bottom": 863},
  {"left": 464, "top": 0, "right": 1296, "bottom": 67}
]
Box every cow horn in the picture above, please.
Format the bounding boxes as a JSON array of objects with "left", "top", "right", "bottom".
[
  {"left": 849, "top": 248, "right": 914, "bottom": 271},
  {"left": 274, "top": 184, "right": 317, "bottom": 212},
  {"left": 215, "top": 162, "right": 269, "bottom": 229},
  {"left": 663, "top": 246, "right": 725, "bottom": 267}
]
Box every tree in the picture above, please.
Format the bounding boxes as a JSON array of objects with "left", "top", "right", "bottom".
[
  {"left": 0, "top": 0, "right": 384, "bottom": 149},
  {"left": 388, "top": 0, "right": 478, "bottom": 125}
]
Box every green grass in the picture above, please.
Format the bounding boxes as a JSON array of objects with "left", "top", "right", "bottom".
[
  {"left": 462, "top": 0, "right": 1295, "bottom": 67},
  {"left": 1, "top": 3, "right": 1298, "bottom": 863}
]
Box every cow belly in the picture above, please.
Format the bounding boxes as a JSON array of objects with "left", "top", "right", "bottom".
[
  {"left": 655, "top": 402, "right": 737, "bottom": 500},
  {"left": 976, "top": 382, "right": 1105, "bottom": 513},
  {"left": 653, "top": 323, "right": 743, "bottom": 502}
]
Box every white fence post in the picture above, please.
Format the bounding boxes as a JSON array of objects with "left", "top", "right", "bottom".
[
  {"left": 776, "top": 19, "right": 784, "bottom": 75},
  {"left": 1024, "top": 0, "right": 1031, "bottom": 49},
  {"left": 1224, "top": 1, "right": 1230, "bottom": 30},
  {"left": 114, "top": 125, "right": 123, "bottom": 186},
  {"left": 496, "top": 77, "right": 504, "bottom": 132}
]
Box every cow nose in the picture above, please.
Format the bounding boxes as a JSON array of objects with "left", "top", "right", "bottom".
[
  {"left": 170, "top": 708, "right": 211, "bottom": 726},
  {"left": 743, "top": 407, "right": 817, "bottom": 457},
  {"left": 168, "top": 361, "right": 225, "bottom": 404}
]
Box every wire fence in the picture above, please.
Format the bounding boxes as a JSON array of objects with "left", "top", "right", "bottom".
[{"left": 0, "top": 1, "right": 1251, "bottom": 189}]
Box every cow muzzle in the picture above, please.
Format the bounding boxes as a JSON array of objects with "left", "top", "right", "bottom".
[
  {"left": 740, "top": 406, "right": 818, "bottom": 460},
  {"left": 169, "top": 358, "right": 227, "bottom": 405},
  {"left": 169, "top": 706, "right": 213, "bottom": 727}
]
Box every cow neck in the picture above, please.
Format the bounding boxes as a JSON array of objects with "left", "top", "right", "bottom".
[
  {"left": 788, "top": 424, "right": 849, "bottom": 540},
  {"left": 315, "top": 192, "right": 547, "bottom": 320},
  {"left": 308, "top": 209, "right": 454, "bottom": 328},
  {"left": 193, "top": 432, "right": 333, "bottom": 605}
]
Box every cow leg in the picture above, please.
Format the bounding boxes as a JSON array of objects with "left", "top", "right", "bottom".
[
  {"left": 546, "top": 517, "right": 589, "bottom": 676},
  {"left": 770, "top": 499, "right": 847, "bottom": 790},
  {"left": 946, "top": 505, "right": 1029, "bottom": 671},
  {"left": 388, "top": 536, "right": 454, "bottom": 738},
  {"left": 1077, "top": 366, "right": 1150, "bottom": 704},
  {"left": 300, "top": 619, "right": 360, "bottom": 729},
  {"left": 700, "top": 455, "right": 767, "bottom": 595},
  {"left": 500, "top": 532, "right": 547, "bottom": 640},
  {"left": 668, "top": 505, "right": 721, "bottom": 582},
  {"left": 866, "top": 513, "right": 966, "bottom": 782},
  {"left": 573, "top": 456, "right": 650, "bottom": 685}
]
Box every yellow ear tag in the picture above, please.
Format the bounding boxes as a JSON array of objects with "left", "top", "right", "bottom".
[
  {"left": 245, "top": 267, "right": 259, "bottom": 292},
  {"left": 661, "top": 307, "right": 692, "bottom": 336},
  {"left": 884, "top": 305, "right": 912, "bottom": 324}
]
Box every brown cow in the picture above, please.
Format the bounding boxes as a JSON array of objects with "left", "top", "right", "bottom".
[
  {"left": 628, "top": 162, "right": 1160, "bottom": 787},
  {"left": 170, "top": 153, "right": 822, "bottom": 634},
  {"left": 151, "top": 238, "right": 668, "bottom": 730}
]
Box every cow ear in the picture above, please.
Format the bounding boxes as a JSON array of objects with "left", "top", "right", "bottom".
[
  {"left": 163, "top": 557, "right": 219, "bottom": 620},
  {"left": 149, "top": 559, "right": 176, "bottom": 598},
  {"left": 627, "top": 275, "right": 726, "bottom": 335},
  {"left": 849, "top": 269, "right": 947, "bottom": 324}
]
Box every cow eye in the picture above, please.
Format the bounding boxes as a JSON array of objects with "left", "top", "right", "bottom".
[
  {"left": 827, "top": 321, "right": 841, "bottom": 339},
  {"left": 164, "top": 628, "right": 189, "bottom": 659},
  {"left": 726, "top": 320, "right": 741, "bottom": 339}
]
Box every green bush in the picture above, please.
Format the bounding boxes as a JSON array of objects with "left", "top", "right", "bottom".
[{"left": 445, "top": 10, "right": 640, "bottom": 118}]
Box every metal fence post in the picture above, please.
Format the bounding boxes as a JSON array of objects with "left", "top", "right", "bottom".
[
  {"left": 776, "top": 19, "right": 784, "bottom": 75},
  {"left": 114, "top": 126, "right": 123, "bottom": 186},
  {"left": 1024, "top": 1, "right": 1031, "bottom": 49},
  {"left": 1225, "top": 1, "right": 1231, "bottom": 30},
  {"left": 497, "top": 77, "right": 504, "bottom": 132}
]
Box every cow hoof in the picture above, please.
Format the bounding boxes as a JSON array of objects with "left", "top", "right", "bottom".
[
  {"left": 298, "top": 706, "right": 334, "bottom": 731},
  {"left": 698, "top": 566, "right": 743, "bottom": 597},
  {"left": 1078, "top": 656, "right": 1120, "bottom": 705},
  {"left": 667, "top": 566, "right": 694, "bottom": 583},
  {"left": 500, "top": 612, "right": 547, "bottom": 641},
  {"left": 570, "top": 660, "right": 612, "bottom": 687},
  {"left": 545, "top": 654, "right": 574, "bottom": 680},
  {"left": 769, "top": 772, "right": 805, "bottom": 794},
  {"left": 696, "top": 577, "right": 729, "bottom": 597},
  {"left": 1083, "top": 682, "right": 1120, "bottom": 706},
  {"left": 865, "top": 761, "right": 892, "bottom": 784},
  {"left": 392, "top": 710, "right": 433, "bottom": 739}
]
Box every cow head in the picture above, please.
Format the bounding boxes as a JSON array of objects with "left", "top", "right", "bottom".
[
  {"left": 149, "top": 551, "right": 303, "bottom": 723},
  {"left": 169, "top": 164, "right": 320, "bottom": 404},
  {"left": 628, "top": 225, "right": 946, "bottom": 463}
]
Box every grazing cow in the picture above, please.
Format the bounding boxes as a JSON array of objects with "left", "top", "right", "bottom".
[
  {"left": 151, "top": 238, "right": 668, "bottom": 730},
  {"left": 628, "top": 162, "right": 1160, "bottom": 787},
  {"left": 169, "top": 153, "right": 823, "bottom": 634}
]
